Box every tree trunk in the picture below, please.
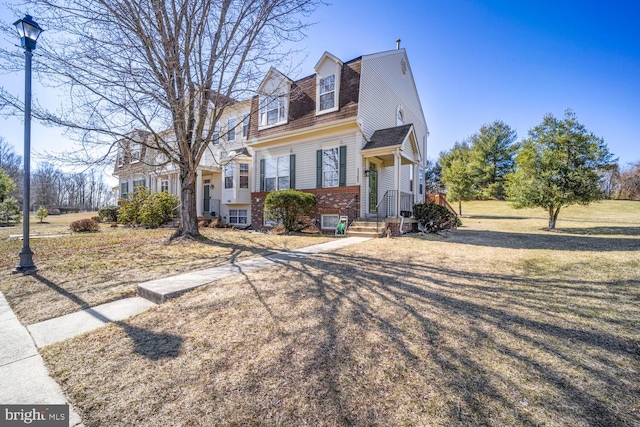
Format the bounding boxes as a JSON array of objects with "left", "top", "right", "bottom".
[
  {"left": 548, "top": 206, "right": 561, "bottom": 229},
  {"left": 172, "top": 167, "right": 201, "bottom": 239},
  {"left": 458, "top": 200, "right": 462, "bottom": 216}
]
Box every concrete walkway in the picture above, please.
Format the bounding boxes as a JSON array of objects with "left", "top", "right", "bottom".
[
  {"left": 0, "top": 292, "right": 84, "bottom": 427},
  {"left": 138, "top": 236, "right": 371, "bottom": 303},
  {"left": 0, "top": 236, "right": 370, "bottom": 425}
]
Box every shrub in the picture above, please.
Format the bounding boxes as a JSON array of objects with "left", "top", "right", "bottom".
[
  {"left": 412, "top": 202, "right": 461, "bottom": 233},
  {"left": 98, "top": 205, "right": 120, "bottom": 222},
  {"left": 118, "top": 186, "right": 150, "bottom": 225},
  {"left": 70, "top": 218, "right": 100, "bottom": 233},
  {"left": 264, "top": 190, "right": 316, "bottom": 232},
  {"left": 0, "top": 197, "right": 21, "bottom": 225},
  {"left": 91, "top": 215, "right": 102, "bottom": 223},
  {"left": 119, "top": 186, "right": 178, "bottom": 228}
]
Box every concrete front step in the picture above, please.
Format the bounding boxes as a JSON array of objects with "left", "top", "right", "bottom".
[
  {"left": 347, "top": 219, "right": 385, "bottom": 238},
  {"left": 347, "top": 231, "right": 381, "bottom": 238}
]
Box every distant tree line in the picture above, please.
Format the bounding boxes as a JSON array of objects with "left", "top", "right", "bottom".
[
  {"left": 0, "top": 138, "right": 115, "bottom": 213},
  {"left": 433, "top": 110, "right": 638, "bottom": 229},
  {"left": 600, "top": 162, "right": 640, "bottom": 200}
]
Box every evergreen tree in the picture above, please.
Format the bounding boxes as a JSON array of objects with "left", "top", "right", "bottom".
[
  {"left": 439, "top": 142, "right": 475, "bottom": 215},
  {"left": 506, "top": 110, "right": 614, "bottom": 229},
  {"left": 469, "top": 120, "right": 518, "bottom": 199}
]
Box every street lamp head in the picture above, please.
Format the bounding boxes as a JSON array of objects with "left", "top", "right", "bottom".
[{"left": 13, "top": 14, "right": 44, "bottom": 51}]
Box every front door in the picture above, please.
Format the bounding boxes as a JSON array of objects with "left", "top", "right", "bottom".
[
  {"left": 368, "top": 164, "right": 378, "bottom": 214},
  {"left": 203, "top": 184, "right": 210, "bottom": 214}
]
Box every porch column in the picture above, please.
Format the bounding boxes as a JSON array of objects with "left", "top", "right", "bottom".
[
  {"left": 413, "top": 161, "right": 420, "bottom": 204},
  {"left": 394, "top": 150, "right": 401, "bottom": 217},
  {"left": 196, "top": 170, "right": 203, "bottom": 216}
]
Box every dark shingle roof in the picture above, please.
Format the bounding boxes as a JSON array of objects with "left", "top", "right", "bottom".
[{"left": 363, "top": 124, "right": 413, "bottom": 150}]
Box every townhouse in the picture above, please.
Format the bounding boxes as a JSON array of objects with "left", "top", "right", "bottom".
[{"left": 114, "top": 45, "right": 429, "bottom": 235}]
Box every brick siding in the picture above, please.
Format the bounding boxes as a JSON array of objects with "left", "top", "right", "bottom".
[{"left": 251, "top": 186, "right": 361, "bottom": 232}]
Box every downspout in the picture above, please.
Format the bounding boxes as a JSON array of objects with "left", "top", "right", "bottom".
[
  {"left": 399, "top": 215, "right": 405, "bottom": 235},
  {"left": 357, "top": 119, "right": 370, "bottom": 219}
]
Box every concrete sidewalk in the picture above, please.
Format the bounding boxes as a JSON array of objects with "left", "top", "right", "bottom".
[
  {"left": 0, "top": 292, "right": 84, "bottom": 427},
  {"left": 1, "top": 236, "right": 370, "bottom": 425}
]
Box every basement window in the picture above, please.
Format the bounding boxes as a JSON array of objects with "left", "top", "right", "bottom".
[{"left": 321, "top": 214, "right": 340, "bottom": 230}]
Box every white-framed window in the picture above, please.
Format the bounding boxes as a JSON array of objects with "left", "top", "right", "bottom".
[
  {"left": 322, "top": 147, "right": 339, "bottom": 188},
  {"left": 259, "top": 93, "right": 287, "bottom": 127},
  {"left": 133, "top": 179, "right": 146, "bottom": 190},
  {"left": 242, "top": 114, "right": 250, "bottom": 138},
  {"left": 396, "top": 105, "right": 405, "bottom": 126},
  {"left": 213, "top": 123, "right": 220, "bottom": 144},
  {"left": 130, "top": 143, "right": 141, "bottom": 163},
  {"left": 321, "top": 214, "right": 340, "bottom": 230},
  {"left": 161, "top": 179, "right": 169, "bottom": 193},
  {"left": 239, "top": 163, "right": 249, "bottom": 189},
  {"left": 319, "top": 75, "right": 335, "bottom": 111},
  {"left": 229, "top": 209, "right": 248, "bottom": 225},
  {"left": 117, "top": 146, "right": 124, "bottom": 166},
  {"left": 227, "top": 117, "right": 236, "bottom": 141},
  {"left": 263, "top": 211, "right": 282, "bottom": 227},
  {"left": 265, "top": 156, "right": 290, "bottom": 191},
  {"left": 224, "top": 163, "right": 234, "bottom": 189},
  {"left": 120, "top": 182, "right": 129, "bottom": 199}
]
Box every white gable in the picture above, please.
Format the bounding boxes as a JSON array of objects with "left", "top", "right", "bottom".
[{"left": 258, "top": 67, "right": 293, "bottom": 95}]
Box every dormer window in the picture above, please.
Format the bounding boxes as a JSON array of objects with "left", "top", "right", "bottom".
[
  {"left": 260, "top": 93, "right": 287, "bottom": 127},
  {"left": 117, "top": 146, "right": 124, "bottom": 166},
  {"left": 257, "top": 68, "right": 292, "bottom": 129},
  {"left": 319, "top": 75, "right": 335, "bottom": 111},
  {"left": 130, "top": 143, "right": 141, "bottom": 163},
  {"left": 314, "top": 52, "right": 342, "bottom": 115}
]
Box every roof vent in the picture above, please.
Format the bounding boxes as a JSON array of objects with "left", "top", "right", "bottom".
[{"left": 396, "top": 39, "right": 401, "bottom": 50}]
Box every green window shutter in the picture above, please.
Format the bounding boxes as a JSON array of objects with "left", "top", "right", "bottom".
[
  {"left": 316, "top": 149, "right": 323, "bottom": 188},
  {"left": 339, "top": 145, "right": 347, "bottom": 187},
  {"left": 289, "top": 154, "right": 296, "bottom": 189},
  {"left": 259, "top": 159, "right": 265, "bottom": 192}
]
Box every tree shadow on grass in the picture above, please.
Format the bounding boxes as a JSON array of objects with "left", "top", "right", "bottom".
[
  {"left": 228, "top": 249, "right": 639, "bottom": 426},
  {"left": 448, "top": 229, "right": 640, "bottom": 251},
  {"left": 555, "top": 226, "right": 640, "bottom": 236},
  {"left": 32, "top": 273, "right": 183, "bottom": 361}
]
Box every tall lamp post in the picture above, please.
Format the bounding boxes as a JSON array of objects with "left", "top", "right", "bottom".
[{"left": 13, "top": 14, "right": 43, "bottom": 274}]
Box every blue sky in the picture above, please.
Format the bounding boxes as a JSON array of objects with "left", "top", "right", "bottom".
[{"left": 1, "top": 0, "right": 639, "bottom": 171}]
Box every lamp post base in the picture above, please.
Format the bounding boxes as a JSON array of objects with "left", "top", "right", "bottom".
[{"left": 13, "top": 248, "right": 37, "bottom": 274}]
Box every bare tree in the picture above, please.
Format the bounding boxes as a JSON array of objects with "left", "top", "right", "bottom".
[
  {"left": 600, "top": 162, "right": 621, "bottom": 199},
  {"left": 1, "top": 0, "right": 320, "bottom": 239},
  {"left": 617, "top": 162, "right": 640, "bottom": 200}
]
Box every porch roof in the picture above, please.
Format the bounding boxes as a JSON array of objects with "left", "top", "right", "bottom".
[{"left": 363, "top": 124, "right": 413, "bottom": 150}]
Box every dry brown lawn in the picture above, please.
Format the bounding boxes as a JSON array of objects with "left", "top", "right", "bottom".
[
  {"left": 0, "top": 213, "right": 331, "bottom": 324},
  {"left": 36, "top": 201, "right": 640, "bottom": 426}
]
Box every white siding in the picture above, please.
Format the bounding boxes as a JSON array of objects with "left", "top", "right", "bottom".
[
  {"left": 254, "top": 133, "right": 357, "bottom": 191},
  {"left": 358, "top": 50, "right": 428, "bottom": 164},
  {"left": 401, "top": 133, "right": 417, "bottom": 163}
]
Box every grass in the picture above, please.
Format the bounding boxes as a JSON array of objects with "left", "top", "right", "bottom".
[
  {"left": 32, "top": 201, "right": 640, "bottom": 426},
  {"left": 0, "top": 212, "right": 331, "bottom": 324}
]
